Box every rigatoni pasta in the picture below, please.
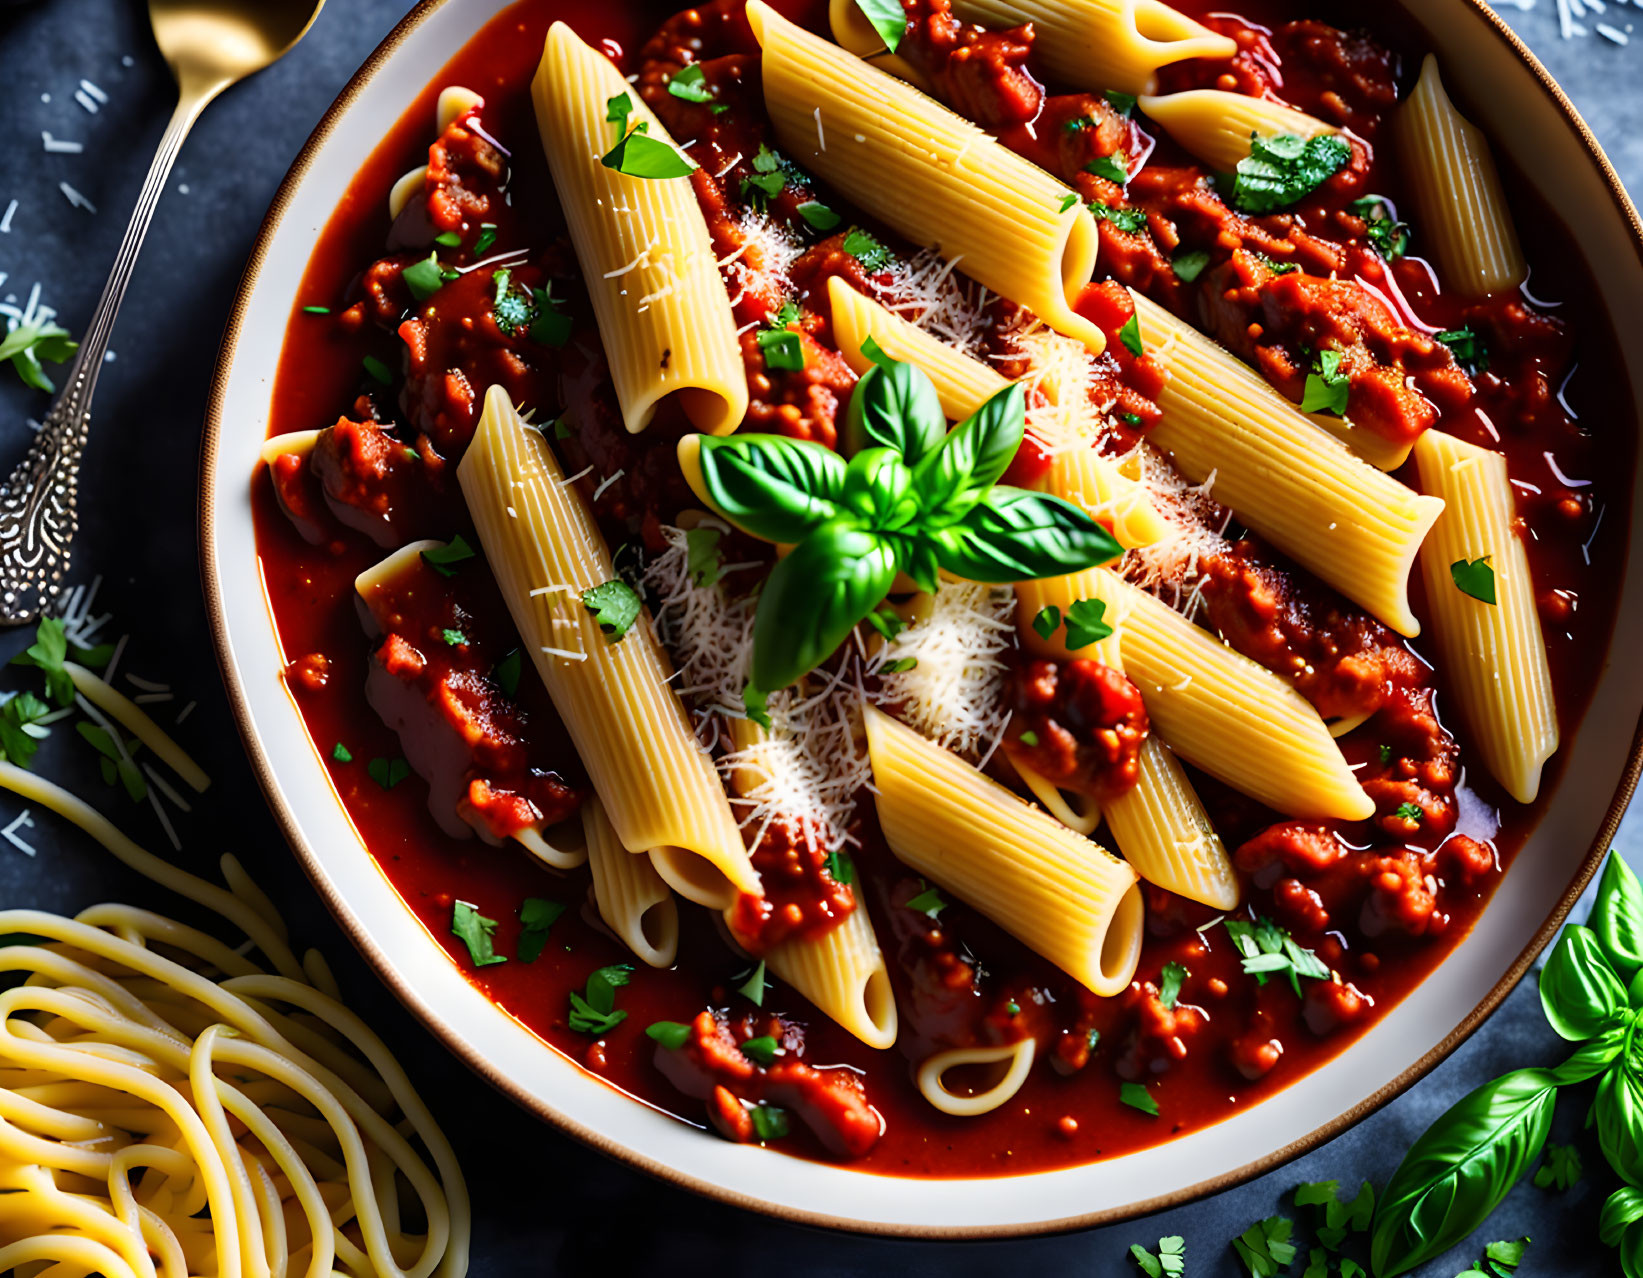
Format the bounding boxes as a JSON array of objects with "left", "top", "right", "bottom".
[
  {"left": 1395, "top": 54, "right": 1527, "bottom": 297},
  {"left": 865, "top": 706, "right": 1143, "bottom": 997},
  {"left": 456, "top": 384, "right": 759, "bottom": 908},
  {"left": 1137, "top": 89, "right": 1336, "bottom": 172},
  {"left": 1104, "top": 735, "right": 1240, "bottom": 910},
  {"left": 532, "top": 23, "right": 747, "bottom": 434},
  {"left": 1413, "top": 430, "right": 1558, "bottom": 802},
  {"left": 584, "top": 797, "right": 679, "bottom": 969},
  {"left": 748, "top": 0, "right": 1107, "bottom": 354}
]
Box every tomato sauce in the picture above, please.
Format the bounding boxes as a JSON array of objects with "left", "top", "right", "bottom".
[{"left": 251, "top": 0, "right": 1632, "bottom": 1175}]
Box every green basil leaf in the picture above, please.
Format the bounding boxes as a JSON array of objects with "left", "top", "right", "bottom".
[
  {"left": 1540, "top": 925, "right": 1627, "bottom": 1040},
  {"left": 895, "top": 534, "right": 941, "bottom": 594},
  {"left": 1592, "top": 854, "right": 1643, "bottom": 983},
  {"left": 1625, "top": 1224, "right": 1643, "bottom": 1278},
  {"left": 1603, "top": 1188, "right": 1643, "bottom": 1248},
  {"left": 1553, "top": 1022, "right": 1628, "bottom": 1084},
  {"left": 932, "top": 487, "right": 1121, "bottom": 583},
  {"left": 911, "top": 383, "right": 1025, "bottom": 525},
  {"left": 841, "top": 447, "right": 918, "bottom": 529},
  {"left": 750, "top": 520, "right": 898, "bottom": 690},
  {"left": 851, "top": 0, "right": 908, "bottom": 53},
  {"left": 695, "top": 434, "right": 848, "bottom": 543},
  {"left": 1596, "top": 1064, "right": 1643, "bottom": 1187},
  {"left": 601, "top": 127, "right": 698, "bottom": 180},
  {"left": 843, "top": 357, "right": 947, "bottom": 465},
  {"left": 1369, "top": 1068, "right": 1558, "bottom": 1278}
]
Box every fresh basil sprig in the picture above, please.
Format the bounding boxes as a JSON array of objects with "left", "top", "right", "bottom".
[
  {"left": 681, "top": 354, "right": 1120, "bottom": 692},
  {"left": 1371, "top": 853, "right": 1643, "bottom": 1277}
]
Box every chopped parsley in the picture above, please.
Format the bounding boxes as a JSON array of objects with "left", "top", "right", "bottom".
[
  {"left": 685, "top": 525, "right": 724, "bottom": 586},
  {"left": 473, "top": 223, "right": 498, "bottom": 256},
  {"left": 1231, "top": 132, "right": 1352, "bottom": 213},
  {"left": 368, "top": 757, "right": 411, "bottom": 789},
  {"left": 0, "top": 691, "right": 51, "bottom": 769},
  {"left": 750, "top": 1103, "right": 791, "bottom": 1140},
  {"left": 1058, "top": 193, "right": 1079, "bottom": 214},
  {"left": 600, "top": 114, "right": 697, "bottom": 180},
  {"left": 1534, "top": 1140, "right": 1582, "bottom": 1191},
  {"left": 646, "top": 1020, "right": 694, "bottom": 1050},
  {"left": 796, "top": 200, "right": 841, "bottom": 231},
  {"left": 302, "top": 304, "right": 331, "bottom": 315},
  {"left": 1350, "top": 193, "right": 1410, "bottom": 260},
  {"left": 491, "top": 268, "right": 533, "bottom": 333},
  {"left": 1256, "top": 253, "right": 1301, "bottom": 276},
  {"left": 434, "top": 230, "right": 463, "bottom": 248},
  {"left": 581, "top": 580, "right": 643, "bottom": 641},
  {"left": 517, "top": 897, "right": 567, "bottom": 963},
  {"left": 1119, "top": 410, "right": 1144, "bottom": 428},
  {"left": 12, "top": 616, "right": 76, "bottom": 705},
  {"left": 825, "top": 849, "right": 855, "bottom": 884},
  {"left": 492, "top": 648, "right": 522, "bottom": 698},
  {"left": 739, "top": 1034, "right": 781, "bottom": 1066},
  {"left": 744, "top": 683, "right": 772, "bottom": 730},
  {"left": 879, "top": 656, "right": 918, "bottom": 673},
  {"left": 1129, "top": 1235, "right": 1185, "bottom": 1278},
  {"left": 1, "top": 319, "right": 77, "bottom": 393},
  {"left": 362, "top": 355, "right": 395, "bottom": 386},
  {"left": 331, "top": 742, "right": 352, "bottom": 764},
  {"left": 1456, "top": 1237, "right": 1531, "bottom": 1277},
  {"left": 1087, "top": 200, "right": 1148, "bottom": 234},
  {"left": 757, "top": 299, "right": 805, "bottom": 371},
  {"left": 843, "top": 227, "right": 892, "bottom": 272},
  {"left": 1300, "top": 348, "right": 1350, "bottom": 416},
  {"left": 1105, "top": 90, "right": 1138, "bottom": 117},
  {"left": 1224, "top": 917, "right": 1329, "bottom": 997},
  {"left": 667, "top": 63, "right": 722, "bottom": 112},
  {"left": 1232, "top": 1216, "right": 1298, "bottom": 1277},
  {"left": 1377, "top": 743, "right": 1394, "bottom": 765},
  {"left": 1063, "top": 115, "right": 1096, "bottom": 134},
  {"left": 1085, "top": 152, "right": 1130, "bottom": 185},
  {"left": 606, "top": 91, "right": 633, "bottom": 140},
  {"left": 1435, "top": 324, "right": 1490, "bottom": 376},
  {"left": 1119, "top": 1081, "right": 1158, "bottom": 1116},
  {"left": 736, "top": 960, "right": 768, "bottom": 1006},
  {"left": 441, "top": 628, "right": 467, "bottom": 648},
  {"left": 451, "top": 901, "right": 505, "bottom": 967},
  {"left": 568, "top": 964, "right": 633, "bottom": 1035},
  {"left": 741, "top": 144, "right": 788, "bottom": 205},
  {"left": 1064, "top": 598, "right": 1114, "bottom": 649},
  {"left": 1294, "top": 1179, "right": 1375, "bottom": 1250},
  {"left": 851, "top": 0, "right": 908, "bottom": 52},
  {"left": 1158, "top": 961, "right": 1187, "bottom": 1010},
  {"left": 1004, "top": 1000, "right": 1021, "bottom": 1016},
  {"left": 1117, "top": 312, "right": 1143, "bottom": 358},
  {"left": 403, "top": 251, "right": 457, "bottom": 302},
  {"left": 1450, "top": 555, "right": 1497, "bottom": 605},
  {"left": 421, "top": 535, "right": 476, "bottom": 578},
  {"left": 1393, "top": 801, "right": 1424, "bottom": 824},
  {"left": 1172, "top": 248, "right": 1212, "bottom": 283},
  {"left": 1018, "top": 730, "right": 1040, "bottom": 747},
  {"left": 905, "top": 882, "right": 947, "bottom": 919},
  {"left": 1031, "top": 604, "right": 1062, "bottom": 640}
]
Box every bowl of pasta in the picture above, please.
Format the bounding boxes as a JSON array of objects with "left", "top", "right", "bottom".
[{"left": 202, "top": 0, "right": 1643, "bottom": 1235}]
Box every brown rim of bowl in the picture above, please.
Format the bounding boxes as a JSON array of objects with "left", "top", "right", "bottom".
[{"left": 198, "top": 0, "right": 1643, "bottom": 1241}]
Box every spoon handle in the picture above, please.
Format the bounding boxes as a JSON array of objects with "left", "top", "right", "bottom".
[{"left": 0, "top": 91, "right": 209, "bottom": 623}]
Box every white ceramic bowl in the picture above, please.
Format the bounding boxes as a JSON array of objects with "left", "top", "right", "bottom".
[{"left": 202, "top": 0, "right": 1643, "bottom": 1236}]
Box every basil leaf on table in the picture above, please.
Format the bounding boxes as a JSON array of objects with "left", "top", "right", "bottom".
[
  {"left": 1369, "top": 1068, "right": 1558, "bottom": 1278},
  {"left": 1552, "top": 1021, "right": 1627, "bottom": 1084},
  {"left": 932, "top": 487, "right": 1122, "bottom": 583},
  {"left": 843, "top": 355, "right": 947, "bottom": 464},
  {"left": 750, "top": 520, "right": 899, "bottom": 691},
  {"left": 1596, "top": 1063, "right": 1643, "bottom": 1187},
  {"left": 693, "top": 434, "right": 848, "bottom": 543},
  {"left": 1603, "top": 1187, "right": 1643, "bottom": 1247},
  {"left": 1591, "top": 854, "right": 1643, "bottom": 983},
  {"left": 1539, "top": 924, "right": 1628, "bottom": 1040},
  {"left": 912, "top": 383, "right": 1026, "bottom": 524}
]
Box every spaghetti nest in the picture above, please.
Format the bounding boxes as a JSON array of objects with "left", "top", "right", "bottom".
[{"left": 0, "top": 766, "right": 469, "bottom": 1278}]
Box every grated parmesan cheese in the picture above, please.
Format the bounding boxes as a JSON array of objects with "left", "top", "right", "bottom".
[
  {"left": 1119, "top": 444, "right": 1231, "bottom": 619},
  {"left": 871, "top": 248, "right": 993, "bottom": 357}
]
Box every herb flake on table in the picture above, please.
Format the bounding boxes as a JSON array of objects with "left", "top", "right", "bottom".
[
  {"left": 1129, "top": 1235, "right": 1184, "bottom": 1277},
  {"left": 1533, "top": 1139, "right": 1581, "bottom": 1191},
  {"left": 1, "top": 319, "right": 77, "bottom": 393},
  {"left": 1233, "top": 1216, "right": 1298, "bottom": 1277},
  {"left": 451, "top": 900, "right": 505, "bottom": 967}
]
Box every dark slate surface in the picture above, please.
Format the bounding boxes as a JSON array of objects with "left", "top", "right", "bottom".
[{"left": 0, "top": 2, "right": 1637, "bottom": 1274}]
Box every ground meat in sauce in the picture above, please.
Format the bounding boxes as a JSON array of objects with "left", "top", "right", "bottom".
[
  {"left": 1004, "top": 657, "right": 1148, "bottom": 800},
  {"left": 727, "top": 818, "right": 857, "bottom": 952}
]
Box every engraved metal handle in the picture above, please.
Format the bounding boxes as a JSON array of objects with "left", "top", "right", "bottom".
[{"left": 0, "top": 90, "right": 212, "bottom": 623}]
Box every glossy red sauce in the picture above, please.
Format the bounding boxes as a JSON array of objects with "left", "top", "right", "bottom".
[{"left": 252, "top": 0, "right": 1632, "bottom": 1174}]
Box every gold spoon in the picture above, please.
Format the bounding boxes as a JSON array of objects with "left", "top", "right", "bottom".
[{"left": 0, "top": 0, "right": 326, "bottom": 622}]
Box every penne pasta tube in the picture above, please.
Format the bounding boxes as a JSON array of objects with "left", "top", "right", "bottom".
[
  {"left": 583, "top": 797, "right": 679, "bottom": 969},
  {"left": 457, "top": 384, "right": 759, "bottom": 908},
  {"left": 532, "top": 23, "right": 747, "bottom": 435},
  {"left": 1136, "top": 89, "right": 1336, "bottom": 173},
  {"left": 1394, "top": 55, "right": 1527, "bottom": 298},
  {"left": 749, "top": 1, "right": 1106, "bottom": 354},
  {"left": 1133, "top": 292, "right": 1443, "bottom": 636},
  {"left": 1413, "top": 430, "right": 1557, "bottom": 802},
  {"left": 1020, "top": 567, "right": 1373, "bottom": 821},
  {"left": 829, "top": 277, "right": 1162, "bottom": 548},
  {"left": 1104, "top": 735, "right": 1240, "bottom": 910},
  {"left": 435, "top": 85, "right": 482, "bottom": 134},
  {"left": 865, "top": 706, "right": 1143, "bottom": 997}
]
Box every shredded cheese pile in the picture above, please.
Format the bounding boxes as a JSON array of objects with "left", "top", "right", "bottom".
[
  {"left": 874, "top": 247, "right": 994, "bottom": 358},
  {"left": 1120, "top": 445, "right": 1232, "bottom": 619}
]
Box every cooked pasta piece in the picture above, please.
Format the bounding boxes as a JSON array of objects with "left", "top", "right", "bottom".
[
  {"left": 388, "top": 165, "right": 428, "bottom": 220},
  {"left": 1412, "top": 430, "right": 1557, "bottom": 802},
  {"left": 915, "top": 1039, "right": 1036, "bottom": 1117},
  {"left": 1137, "top": 89, "right": 1336, "bottom": 172},
  {"left": 1134, "top": 292, "right": 1443, "bottom": 635},
  {"left": 457, "top": 385, "right": 758, "bottom": 908},
  {"left": 748, "top": 1, "right": 1106, "bottom": 354},
  {"left": 1021, "top": 567, "right": 1373, "bottom": 821},
  {"left": 583, "top": 796, "right": 679, "bottom": 968},
  {"left": 258, "top": 428, "right": 318, "bottom": 466},
  {"left": 829, "top": 0, "right": 1234, "bottom": 95},
  {"left": 864, "top": 706, "right": 1143, "bottom": 997},
  {"left": 436, "top": 84, "right": 482, "bottom": 132},
  {"left": 1104, "top": 735, "right": 1240, "bottom": 909},
  {"left": 1394, "top": 54, "right": 1527, "bottom": 298},
  {"left": 532, "top": 23, "right": 747, "bottom": 434},
  {"left": 829, "top": 277, "right": 1162, "bottom": 548},
  {"left": 723, "top": 716, "right": 898, "bottom": 1049}
]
